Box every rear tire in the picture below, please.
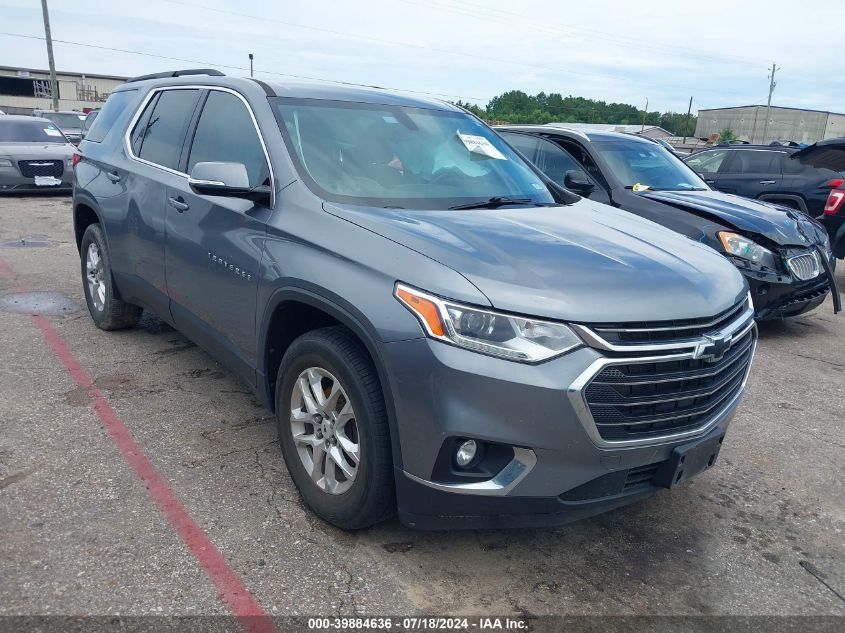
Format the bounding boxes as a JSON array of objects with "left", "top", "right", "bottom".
[
  {"left": 80, "top": 224, "right": 142, "bottom": 330},
  {"left": 275, "top": 326, "right": 394, "bottom": 530}
]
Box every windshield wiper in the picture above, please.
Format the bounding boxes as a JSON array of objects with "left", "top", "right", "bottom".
[{"left": 448, "top": 197, "right": 545, "bottom": 210}]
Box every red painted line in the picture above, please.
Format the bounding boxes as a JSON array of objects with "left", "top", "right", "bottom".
[{"left": 0, "top": 256, "right": 278, "bottom": 633}]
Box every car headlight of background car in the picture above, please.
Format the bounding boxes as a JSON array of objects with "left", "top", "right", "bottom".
[
  {"left": 395, "top": 283, "right": 583, "bottom": 362},
  {"left": 0, "top": 158, "right": 13, "bottom": 168},
  {"left": 718, "top": 231, "right": 778, "bottom": 269}
]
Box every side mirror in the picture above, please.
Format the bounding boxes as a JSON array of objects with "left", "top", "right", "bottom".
[
  {"left": 188, "top": 161, "right": 272, "bottom": 204},
  {"left": 563, "top": 170, "right": 596, "bottom": 194}
]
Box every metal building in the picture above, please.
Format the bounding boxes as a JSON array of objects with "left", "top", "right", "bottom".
[
  {"left": 694, "top": 105, "right": 845, "bottom": 145},
  {"left": 0, "top": 65, "right": 127, "bottom": 115}
]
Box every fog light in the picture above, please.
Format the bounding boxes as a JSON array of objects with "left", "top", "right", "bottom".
[{"left": 455, "top": 440, "right": 477, "bottom": 467}]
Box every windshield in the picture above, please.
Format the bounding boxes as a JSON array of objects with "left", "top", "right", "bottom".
[
  {"left": 41, "top": 113, "right": 84, "bottom": 128},
  {"left": 592, "top": 140, "right": 707, "bottom": 191},
  {"left": 0, "top": 119, "right": 69, "bottom": 143},
  {"left": 271, "top": 98, "right": 554, "bottom": 209}
]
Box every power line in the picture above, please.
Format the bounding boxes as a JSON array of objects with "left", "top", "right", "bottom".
[
  {"left": 0, "top": 31, "right": 484, "bottom": 101},
  {"left": 153, "top": 0, "right": 752, "bottom": 99}
]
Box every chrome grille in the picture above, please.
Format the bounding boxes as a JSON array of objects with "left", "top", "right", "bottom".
[
  {"left": 18, "top": 160, "right": 64, "bottom": 178},
  {"left": 589, "top": 299, "right": 747, "bottom": 344},
  {"left": 568, "top": 297, "right": 756, "bottom": 447},
  {"left": 584, "top": 330, "right": 754, "bottom": 441},
  {"left": 786, "top": 251, "right": 821, "bottom": 281}
]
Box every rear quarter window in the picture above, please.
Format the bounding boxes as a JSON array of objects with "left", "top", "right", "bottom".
[{"left": 84, "top": 89, "right": 137, "bottom": 143}]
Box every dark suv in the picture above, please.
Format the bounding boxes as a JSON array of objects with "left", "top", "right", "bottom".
[
  {"left": 497, "top": 125, "right": 838, "bottom": 320},
  {"left": 683, "top": 140, "right": 845, "bottom": 216},
  {"left": 73, "top": 70, "right": 754, "bottom": 530}
]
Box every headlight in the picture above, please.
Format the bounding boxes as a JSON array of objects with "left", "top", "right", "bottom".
[
  {"left": 718, "top": 231, "right": 777, "bottom": 268},
  {"left": 395, "top": 283, "right": 582, "bottom": 362},
  {"left": 0, "top": 158, "right": 12, "bottom": 168}
]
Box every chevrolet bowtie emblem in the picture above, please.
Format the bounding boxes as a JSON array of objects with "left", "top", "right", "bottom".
[{"left": 693, "top": 333, "right": 733, "bottom": 362}]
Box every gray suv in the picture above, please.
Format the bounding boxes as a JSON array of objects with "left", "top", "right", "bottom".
[{"left": 73, "top": 70, "right": 756, "bottom": 530}]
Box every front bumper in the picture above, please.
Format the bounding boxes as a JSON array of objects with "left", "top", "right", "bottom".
[
  {"left": 383, "top": 327, "right": 750, "bottom": 529},
  {"left": 737, "top": 252, "right": 836, "bottom": 319},
  {"left": 0, "top": 165, "right": 73, "bottom": 192}
]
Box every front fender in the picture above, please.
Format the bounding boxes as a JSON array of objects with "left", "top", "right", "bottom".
[{"left": 256, "top": 283, "right": 409, "bottom": 469}]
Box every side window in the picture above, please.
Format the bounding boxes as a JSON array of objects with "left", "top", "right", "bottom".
[
  {"left": 187, "top": 91, "right": 268, "bottom": 187},
  {"left": 500, "top": 132, "right": 539, "bottom": 163},
  {"left": 131, "top": 89, "right": 200, "bottom": 171},
  {"left": 130, "top": 93, "right": 158, "bottom": 155},
  {"left": 783, "top": 154, "right": 804, "bottom": 175},
  {"left": 723, "top": 150, "right": 781, "bottom": 175},
  {"left": 84, "top": 90, "right": 136, "bottom": 143},
  {"left": 686, "top": 150, "right": 728, "bottom": 173},
  {"left": 557, "top": 139, "right": 608, "bottom": 188},
  {"left": 534, "top": 137, "right": 589, "bottom": 185}
]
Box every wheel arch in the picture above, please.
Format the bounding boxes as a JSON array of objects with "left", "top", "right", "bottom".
[
  {"left": 757, "top": 193, "right": 809, "bottom": 213},
  {"left": 73, "top": 193, "right": 104, "bottom": 253},
  {"left": 258, "top": 284, "right": 404, "bottom": 469}
]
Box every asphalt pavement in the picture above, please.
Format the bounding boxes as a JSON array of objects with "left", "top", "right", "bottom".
[{"left": 1, "top": 194, "right": 843, "bottom": 623}]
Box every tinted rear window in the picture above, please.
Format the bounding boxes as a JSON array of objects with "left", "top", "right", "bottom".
[
  {"left": 85, "top": 90, "right": 136, "bottom": 143},
  {"left": 131, "top": 89, "right": 199, "bottom": 170},
  {"left": 0, "top": 119, "right": 69, "bottom": 143},
  {"left": 724, "top": 150, "right": 783, "bottom": 174}
]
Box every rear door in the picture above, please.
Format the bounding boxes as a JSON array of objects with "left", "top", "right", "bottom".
[
  {"left": 164, "top": 88, "right": 273, "bottom": 386},
  {"left": 713, "top": 149, "right": 784, "bottom": 198},
  {"left": 107, "top": 87, "right": 201, "bottom": 317}
]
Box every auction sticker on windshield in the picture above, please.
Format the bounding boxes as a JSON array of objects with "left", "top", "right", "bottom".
[
  {"left": 457, "top": 131, "right": 507, "bottom": 160},
  {"left": 44, "top": 126, "right": 63, "bottom": 137}
]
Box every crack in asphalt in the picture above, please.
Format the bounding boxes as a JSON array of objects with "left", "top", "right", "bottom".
[{"left": 800, "top": 561, "right": 845, "bottom": 603}]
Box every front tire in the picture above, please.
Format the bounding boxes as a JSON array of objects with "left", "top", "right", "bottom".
[
  {"left": 275, "top": 326, "right": 394, "bottom": 530},
  {"left": 80, "top": 224, "right": 142, "bottom": 330}
]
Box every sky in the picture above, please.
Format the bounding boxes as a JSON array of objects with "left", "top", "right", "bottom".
[{"left": 2, "top": 0, "right": 843, "bottom": 115}]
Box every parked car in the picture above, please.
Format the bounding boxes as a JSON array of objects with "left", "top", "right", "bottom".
[
  {"left": 82, "top": 109, "right": 100, "bottom": 138},
  {"left": 651, "top": 137, "right": 688, "bottom": 156},
  {"left": 75, "top": 69, "right": 755, "bottom": 530},
  {"left": 682, "top": 140, "right": 845, "bottom": 217},
  {"left": 32, "top": 109, "right": 86, "bottom": 144},
  {"left": 496, "top": 125, "right": 837, "bottom": 320},
  {"left": 0, "top": 115, "right": 74, "bottom": 192}
]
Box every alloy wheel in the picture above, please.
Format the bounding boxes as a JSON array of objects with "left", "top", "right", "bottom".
[
  {"left": 289, "top": 367, "right": 360, "bottom": 495},
  {"left": 86, "top": 242, "right": 106, "bottom": 312}
]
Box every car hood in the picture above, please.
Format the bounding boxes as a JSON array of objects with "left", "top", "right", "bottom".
[
  {"left": 791, "top": 137, "right": 845, "bottom": 172},
  {"left": 325, "top": 199, "right": 746, "bottom": 324},
  {"left": 0, "top": 143, "right": 74, "bottom": 160},
  {"left": 637, "top": 189, "right": 828, "bottom": 247}
]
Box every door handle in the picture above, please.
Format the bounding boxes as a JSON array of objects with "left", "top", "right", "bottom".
[
  {"left": 759, "top": 180, "right": 776, "bottom": 185},
  {"left": 105, "top": 171, "right": 121, "bottom": 183},
  {"left": 167, "top": 196, "right": 189, "bottom": 212}
]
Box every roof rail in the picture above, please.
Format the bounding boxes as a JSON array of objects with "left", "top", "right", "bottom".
[{"left": 126, "top": 69, "right": 225, "bottom": 83}]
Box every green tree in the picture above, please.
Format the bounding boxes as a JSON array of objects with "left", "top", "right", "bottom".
[
  {"left": 718, "top": 128, "right": 737, "bottom": 143},
  {"left": 452, "top": 91, "right": 698, "bottom": 136}
]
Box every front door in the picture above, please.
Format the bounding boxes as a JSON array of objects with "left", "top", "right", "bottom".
[{"left": 164, "top": 89, "right": 273, "bottom": 386}]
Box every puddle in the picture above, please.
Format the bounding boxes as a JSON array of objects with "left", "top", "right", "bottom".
[
  {"left": 0, "top": 235, "right": 56, "bottom": 248},
  {"left": 0, "top": 291, "right": 80, "bottom": 316}
]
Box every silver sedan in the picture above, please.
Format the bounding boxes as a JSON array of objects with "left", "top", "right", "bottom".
[{"left": 0, "top": 116, "right": 75, "bottom": 193}]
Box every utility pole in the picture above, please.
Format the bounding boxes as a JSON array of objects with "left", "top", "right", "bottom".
[
  {"left": 762, "top": 62, "right": 780, "bottom": 144},
  {"left": 683, "top": 96, "right": 693, "bottom": 145},
  {"left": 641, "top": 97, "right": 648, "bottom": 132},
  {"left": 248, "top": 53, "right": 254, "bottom": 77},
  {"left": 40, "top": 0, "right": 59, "bottom": 111}
]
